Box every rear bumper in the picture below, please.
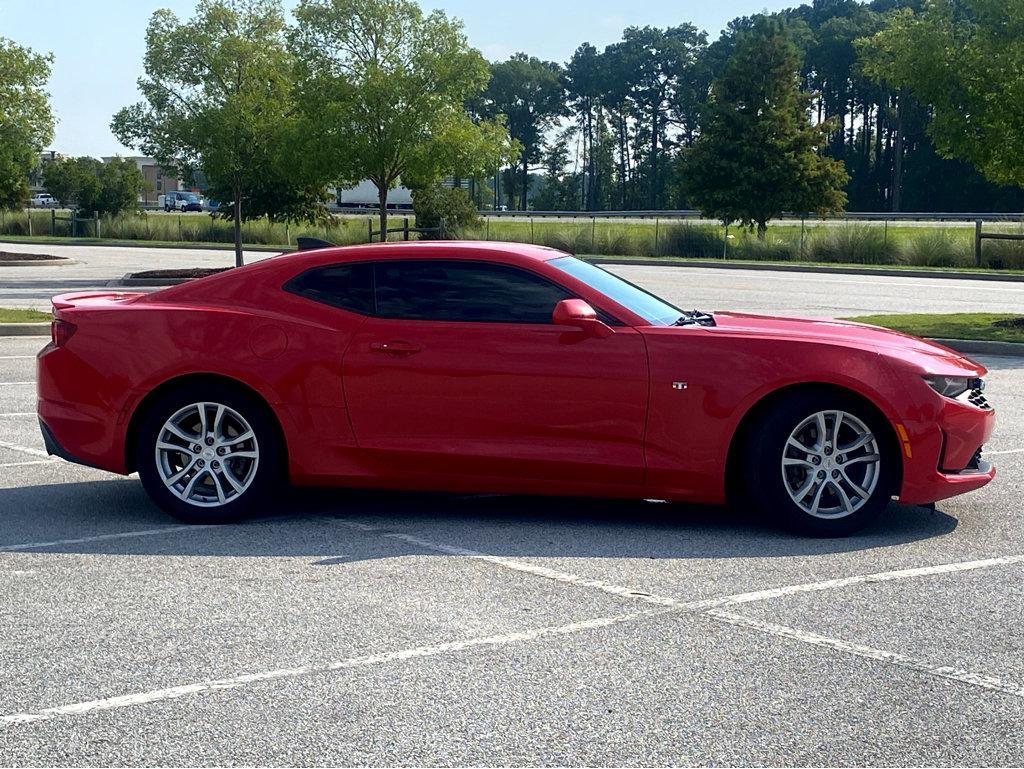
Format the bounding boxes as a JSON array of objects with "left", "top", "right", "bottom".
[
  {"left": 899, "top": 397, "right": 996, "bottom": 505},
  {"left": 37, "top": 344, "right": 130, "bottom": 475}
]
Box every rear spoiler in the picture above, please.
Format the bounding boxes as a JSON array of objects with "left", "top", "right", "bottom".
[{"left": 296, "top": 237, "right": 338, "bottom": 251}]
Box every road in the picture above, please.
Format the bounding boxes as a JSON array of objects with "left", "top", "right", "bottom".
[
  {"left": 1, "top": 330, "right": 1024, "bottom": 764},
  {"left": 2, "top": 241, "right": 1024, "bottom": 317}
]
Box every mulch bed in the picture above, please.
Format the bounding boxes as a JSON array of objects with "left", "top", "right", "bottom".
[
  {"left": 0, "top": 251, "right": 68, "bottom": 262},
  {"left": 993, "top": 317, "right": 1024, "bottom": 329},
  {"left": 126, "top": 268, "right": 231, "bottom": 279}
]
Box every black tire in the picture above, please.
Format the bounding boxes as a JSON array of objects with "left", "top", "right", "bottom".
[
  {"left": 136, "top": 382, "right": 283, "bottom": 524},
  {"left": 742, "top": 390, "right": 897, "bottom": 536}
]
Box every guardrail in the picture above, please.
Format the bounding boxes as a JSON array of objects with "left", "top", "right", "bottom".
[{"left": 479, "top": 209, "right": 1024, "bottom": 222}]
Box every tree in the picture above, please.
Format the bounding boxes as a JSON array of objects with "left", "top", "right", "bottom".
[
  {"left": 42, "top": 157, "right": 87, "bottom": 208},
  {"left": 43, "top": 157, "right": 146, "bottom": 215},
  {"left": 411, "top": 185, "right": 480, "bottom": 238},
  {"left": 565, "top": 43, "right": 603, "bottom": 210},
  {"left": 620, "top": 25, "right": 707, "bottom": 209},
  {"left": 483, "top": 54, "right": 565, "bottom": 210},
  {"left": 860, "top": 0, "right": 1024, "bottom": 190},
  {"left": 0, "top": 38, "right": 54, "bottom": 210},
  {"left": 291, "top": 0, "right": 514, "bottom": 239},
  {"left": 111, "top": 0, "right": 319, "bottom": 266},
  {"left": 682, "top": 17, "right": 848, "bottom": 237}
]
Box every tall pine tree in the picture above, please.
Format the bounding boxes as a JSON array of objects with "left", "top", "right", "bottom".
[{"left": 682, "top": 17, "right": 847, "bottom": 237}]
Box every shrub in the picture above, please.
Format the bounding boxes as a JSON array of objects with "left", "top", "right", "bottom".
[
  {"left": 411, "top": 186, "right": 479, "bottom": 239},
  {"left": 807, "top": 224, "right": 898, "bottom": 264},
  {"left": 982, "top": 236, "right": 1024, "bottom": 270},
  {"left": 901, "top": 230, "right": 967, "bottom": 268},
  {"left": 658, "top": 224, "right": 724, "bottom": 258}
]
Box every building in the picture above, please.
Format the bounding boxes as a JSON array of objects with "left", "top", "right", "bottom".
[
  {"left": 27, "top": 150, "right": 64, "bottom": 194},
  {"left": 101, "top": 156, "right": 180, "bottom": 206}
]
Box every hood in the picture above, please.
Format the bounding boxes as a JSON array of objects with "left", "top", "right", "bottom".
[{"left": 709, "top": 311, "right": 986, "bottom": 376}]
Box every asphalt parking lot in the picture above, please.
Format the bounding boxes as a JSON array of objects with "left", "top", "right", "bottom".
[{"left": 2, "top": 332, "right": 1024, "bottom": 766}]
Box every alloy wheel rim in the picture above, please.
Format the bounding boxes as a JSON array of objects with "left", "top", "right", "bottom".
[
  {"left": 154, "top": 402, "right": 259, "bottom": 508},
  {"left": 780, "top": 409, "right": 880, "bottom": 519}
]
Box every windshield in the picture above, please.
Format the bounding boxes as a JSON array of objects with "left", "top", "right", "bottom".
[
  {"left": 549, "top": 256, "right": 684, "bottom": 326},
  {"left": 181, "top": 193, "right": 199, "bottom": 202}
]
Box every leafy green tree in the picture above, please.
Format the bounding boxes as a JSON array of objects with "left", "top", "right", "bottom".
[
  {"left": 111, "top": 0, "right": 319, "bottom": 266},
  {"left": 291, "top": 0, "right": 513, "bottom": 239},
  {"left": 0, "top": 38, "right": 54, "bottom": 210},
  {"left": 43, "top": 157, "right": 146, "bottom": 215},
  {"left": 42, "top": 157, "right": 87, "bottom": 208},
  {"left": 411, "top": 185, "right": 480, "bottom": 238},
  {"left": 483, "top": 54, "right": 565, "bottom": 210},
  {"left": 682, "top": 17, "right": 848, "bottom": 237},
  {"left": 860, "top": 0, "right": 1024, "bottom": 189}
]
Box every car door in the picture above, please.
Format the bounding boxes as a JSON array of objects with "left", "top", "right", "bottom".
[{"left": 341, "top": 258, "right": 649, "bottom": 489}]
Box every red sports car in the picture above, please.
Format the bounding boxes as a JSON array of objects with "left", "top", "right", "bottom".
[{"left": 37, "top": 241, "right": 995, "bottom": 535}]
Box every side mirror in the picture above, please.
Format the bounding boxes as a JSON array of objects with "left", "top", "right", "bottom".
[{"left": 552, "top": 299, "right": 614, "bottom": 339}]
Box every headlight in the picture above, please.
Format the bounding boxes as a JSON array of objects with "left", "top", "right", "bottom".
[{"left": 922, "top": 375, "right": 973, "bottom": 398}]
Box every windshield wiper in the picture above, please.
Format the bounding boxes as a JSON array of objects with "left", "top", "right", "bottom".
[{"left": 673, "top": 310, "right": 716, "bottom": 327}]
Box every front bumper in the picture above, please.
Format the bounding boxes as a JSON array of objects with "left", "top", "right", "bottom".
[{"left": 899, "top": 394, "right": 996, "bottom": 505}]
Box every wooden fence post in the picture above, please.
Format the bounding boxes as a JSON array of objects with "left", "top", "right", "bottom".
[
  {"left": 368, "top": 218, "right": 373, "bottom": 243},
  {"left": 94, "top": 211, "right": 101, "bottom": 239},
  {"left": 403, "top": 217, "right": 409, "bottom": 241},
  {"left": 27, "top": 208, "right": 32, "bottom": 237},
  {"left": 51, "top": 209, "right": 56, "bottom": 236},
  {"left": 975, "top": 219, "right": 983, "bottom": 267}
]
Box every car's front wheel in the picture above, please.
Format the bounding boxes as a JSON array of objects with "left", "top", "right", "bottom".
[
  {"left": 136, "top": 384, "right": 282, "bottom": 524},
  {"left": 743, "top": 391, "right": 896, "bottom": 536}
]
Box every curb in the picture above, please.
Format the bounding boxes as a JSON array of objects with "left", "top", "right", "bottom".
[
  {"left": 589, "top": 257, "right": 1024, "bottom": 283},
  {"left": 0, "top": 237, "right": 289, "bottom": 254},
  {"left": 0, "top": 323, "right": 49, "bottom": 336},
  {"left": 0, "top": 259, "right": 73, "bottom": 267},
  {"left": 930, "top": 338, "right": 1024, "bottom": 357}
]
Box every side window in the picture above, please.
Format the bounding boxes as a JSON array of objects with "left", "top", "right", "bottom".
[
  {"left": 284, "top": 263, "right": 374, "bottom": 315},
  {"left": 373, "top": 260, "right": 572, "bottom": 324}
]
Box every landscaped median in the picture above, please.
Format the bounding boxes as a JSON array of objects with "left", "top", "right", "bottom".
[
  {"left": 0, "top": 308, "right": 51, "bottom": 337},
  {"left": 844, "top": 313, "right": 1024, "bottom": 356}
]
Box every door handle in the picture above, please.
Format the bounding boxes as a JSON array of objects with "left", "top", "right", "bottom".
[{"left": 369, "top": 340, "right": 422, "bottom": 355}]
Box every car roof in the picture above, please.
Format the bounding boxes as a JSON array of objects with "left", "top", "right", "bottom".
[
  {"left": 292, "top": 240, "right": 569, "bottom": 266},
  {"left": 143, "top": 240, "right": 574, "bottom": 305}
]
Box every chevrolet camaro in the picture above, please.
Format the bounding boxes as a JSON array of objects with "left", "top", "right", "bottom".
[{"left": 37, "top": 241, "right": 995, "bottom": 535}]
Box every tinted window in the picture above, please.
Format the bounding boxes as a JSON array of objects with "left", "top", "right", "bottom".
[
  {"left": 285, "top": 263, "right": 374, "bottom": 314},
  {"left": 549, "top": 256, "right": 682, "bottom": 325},
  {"left": 374, "top": 260, "right": 571, "bottom": 324}
]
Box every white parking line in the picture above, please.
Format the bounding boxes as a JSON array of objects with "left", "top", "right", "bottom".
[
  {"left": 987, "top": 448, "right": 1024, "bottom": 456},
  {"left": 3, "top": 517, "right": 1022, "bottom": 726},
  {"left": 706, "top": 610, "right": 1024, "bottom": 699},
  {"left": 336, "top": 521, "right": 1024, "bottom": 613},
  {"left": 336, "top": 520, "right": 1024, "bottom": 701},
  {"left": 0, "top": 440, "right": 49, "bottom": 459},
  {"left": 1, "top": 524, "right": 218, "bottom": 552},
  {"left": 0, "top": 356, "right": 35, "bottom": 360},
  {"left": 0, "top": 382, "right": 34, "bottom": 386},
  {"left": 0, "top": 607, "right": 667, "bottom": 726},
  {"left": 0, "top": 412, "right": 35, "bottom": 417},
  {"left": 0, "top": 460, "right": 55, "bottom": 469}
]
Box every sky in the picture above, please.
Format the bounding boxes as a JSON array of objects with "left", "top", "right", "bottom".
[{"left": 0, "top": 0, "right": 794, "bottom": 157}]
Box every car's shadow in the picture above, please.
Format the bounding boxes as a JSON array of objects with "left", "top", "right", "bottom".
[{"left": 0, "top": 478, "right": 958, "bottom": 561}]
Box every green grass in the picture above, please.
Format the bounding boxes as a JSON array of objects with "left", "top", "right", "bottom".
[
  {"left": 0, "top": 308, "right": 51, "bottom": 323},
  {"left": 845, "top": 313, "right": 1024, "bottom": 343},
  {"left": 2, "top": 208, "right": 1024, "bottom": 270}
]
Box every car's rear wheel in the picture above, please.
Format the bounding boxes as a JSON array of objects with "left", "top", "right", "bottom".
[
  {"left": 136, "top": 384, "right": 282, "bottom": 524},
  {"left": 743, "top": 391, "right": 896, "bottom": 536}
]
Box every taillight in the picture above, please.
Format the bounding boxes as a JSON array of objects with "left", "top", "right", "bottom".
[{"left": 51, "top": 319, "right": 77, "bottom": 347}]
